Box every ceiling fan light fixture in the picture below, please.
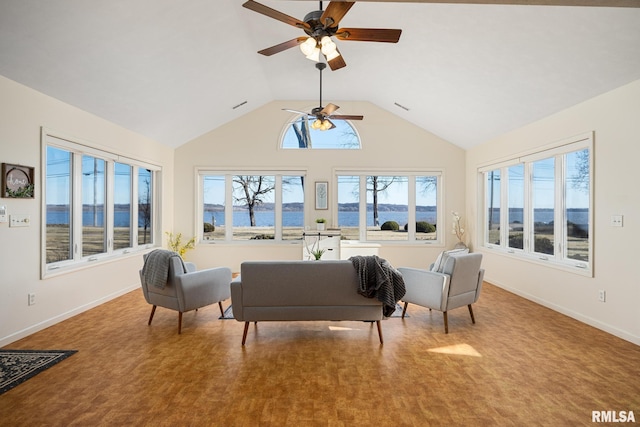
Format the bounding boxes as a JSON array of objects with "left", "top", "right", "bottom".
[
  {"left": 300, "top": 37, "right": 317, "bottom": 56},
  {"left": 305, "top": 46, "right": 320, "bottom": 62},
  {"left": 320, "top": 120, "right": 332, "bottom": 131},
  {"left": 311, "top": 119, "right": 322, "bottom": 130}
]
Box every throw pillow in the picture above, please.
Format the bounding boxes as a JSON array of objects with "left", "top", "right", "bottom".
[{"left": 432, "top": 248, "right": 469, "bottom": 273}]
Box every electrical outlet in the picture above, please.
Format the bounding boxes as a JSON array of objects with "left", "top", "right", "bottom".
[
  {"left": 28, "top": 293, "right": 36, "bottom": 306},
  {"left": 598, "top": 290, "right": 606, "bottom": 303},
  {"left": 611, "top": 215, "right": 623, "bottom": 227}
]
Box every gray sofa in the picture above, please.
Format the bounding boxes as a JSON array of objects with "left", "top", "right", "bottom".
[{"left": 230, "top": 260, "right": 384, "bottom": 345}]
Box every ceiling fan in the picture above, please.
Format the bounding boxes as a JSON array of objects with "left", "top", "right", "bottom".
[
  {"left": 284, "top": 62, "right": 364, "bottom": 131},
  {"left": 242, "top": 0, "right": 402, "bottom": 71}
]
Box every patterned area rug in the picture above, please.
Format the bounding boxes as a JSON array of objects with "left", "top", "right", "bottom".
[
  {"left": 218, "top": 304, "right": 408, "bottom": 319},
  {"left": 0, "top": 349, "right": 77, "bottom": 395}
]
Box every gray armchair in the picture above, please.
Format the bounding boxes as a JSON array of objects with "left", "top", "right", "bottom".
[
  {"left": 140, "top": 250, "right": 232, "bottom": 334},
  {"left": 398, "top": 252, "right": 484, "bottom": 333}
]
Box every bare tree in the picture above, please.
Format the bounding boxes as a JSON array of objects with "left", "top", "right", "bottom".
[
  {"left": 291, "top": 117, "right": 310, "bottom": 149},
  {"left": 138, "top": 174, "right": 151, "bottom": 244},
  {"left": 571, "top": 149, "right": 590, "bottom": 193},
  {"left": 233, "top": 176, "right": 275, "bottom": 226},
  {"left": 367, "top": 176, "right": 397, "bottom": 226}
]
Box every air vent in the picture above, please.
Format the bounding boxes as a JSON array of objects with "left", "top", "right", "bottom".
[{"left": 232, "top": 101, "right": 248, "bottom": 110}]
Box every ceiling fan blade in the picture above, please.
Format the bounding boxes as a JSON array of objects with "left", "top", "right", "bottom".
[
  {"left": 321, "top": 0, "right": 639, "bottom": 7},
  {"left": 325, "top": 119, "right": 337, "bottom": 130},
  {"left": 259, "top": 37, "right": 308, "bottom": 56},
  {"left": 321, "top": 103, "right": 340, "bottom": 116},
  {"left": 327, "top": 47, "right": 347, "bottom": 71},
  {"left": 331, "top": 114, "right": 364, "bottom": 121},
  {"left": 336, "top": 28, "right": 402, "bottom": 43},
  {"left": 283, "top": 108, "right": 312, "bottom": 116},
  {"left": 320, "top": 2, "right": 355, "bottom": 29},
  {"left": 242, "top": 0, "right": 310, "bottom": 30}
]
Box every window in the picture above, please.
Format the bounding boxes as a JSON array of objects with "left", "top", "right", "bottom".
[
  {"left": 200, "top": 171, "right": 305, "bottom": 241},
  {"left": 336, "top": 172, "right": 441, "bottom": 242},
  {"left": 480, "top": 133, "right": 592, "bottom": 274},
  {"left": 43, "top": 131, "right": 160, "bottom": 276},
  {"left": 281, "top": 116, "right": 361, "bottom": 149}
]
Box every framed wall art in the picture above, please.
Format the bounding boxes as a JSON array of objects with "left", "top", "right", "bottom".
[
  {"left": 2, "top": 163, "right": 35, "bottom": 198},
  {"left": 315, "top": 181, "right": 328, "bottom": 210}
]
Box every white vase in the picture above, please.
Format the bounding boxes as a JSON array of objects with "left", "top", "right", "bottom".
[{"left": 316, "top": 223, "right": 325, "bottom": 231}]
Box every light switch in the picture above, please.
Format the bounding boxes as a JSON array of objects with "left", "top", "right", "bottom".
[
  {"left": 0, "top": 205, "right": 7, "bottom": 223},
  {"left": 9, "top": 214, "right": 30, "bottom": 227}
]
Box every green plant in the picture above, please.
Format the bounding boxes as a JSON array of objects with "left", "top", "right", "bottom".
[
  {"left": 165, "top": 232, "right": 196, "bottom": 258},
  {"left": 316, "top": 218, "right": 326, "bottom": 223},
  {"left": 6, "top": 183, "right": 34, "bottom": 198},
  {"left": 407, "top": 221, "right": 436, "bottom": 233},
  {"left": 381, "top": 220, "right": 399, "bottom": 231},
  {"left": 203, "top": 222, "right": 215, "bottom": 233},
  {"left": 250, "top": 234, "right": 274, "bottom": 240},
  {"left": 311, "top": 248, "right": 326, "bottom": 260}
]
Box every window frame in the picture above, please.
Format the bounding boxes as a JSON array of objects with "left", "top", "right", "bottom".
[
  {"left": 41, "top": 128, "right": 162, "bottom": 278},
  {"left": 478, "top": 132, "right": 593, "bottom": 276},
  {"left": 280, "top": 113, "right": 362, "bottom": 150},
  {"left": 334, "top": 169, "right": 443, "bottom": 244},
  {"left": 197, "top": 168, "right": 307, "bottom": 243}
]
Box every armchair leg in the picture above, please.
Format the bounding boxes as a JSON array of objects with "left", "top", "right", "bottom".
[
  {"left": 148, "top": 305, "right": 157, "bottom": 326},
  {"left": 178, "top": 312, "right": 183, "bottom": 335},
  {"left": 218, "top": 301, "right": 224, "bottom": 317},
  {"left": 443, "top": 312, "right": 449, "bottom": 334},
  {"left": 468, "top": 304, "right": 476, "bottom": 324},
  {"left": 242, "top": 322, "right": 250, "bottom": 346},
  {"left": 401, "top": 302, "right": 408, "bottom": 319},
  {"left": 376, "top": 321, "right": 384, "bottom": 344}
]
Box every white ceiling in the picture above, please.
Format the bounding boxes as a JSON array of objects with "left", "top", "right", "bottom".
[{"left": 1, "top": 1, "right": 639, "bottom": 149}]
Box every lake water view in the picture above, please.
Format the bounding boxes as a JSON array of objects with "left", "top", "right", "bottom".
[{"left": 47, "top": 206, "right": 588, "bottom": 228}]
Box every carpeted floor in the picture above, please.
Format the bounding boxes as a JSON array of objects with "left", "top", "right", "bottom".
[{"left": 0, "top": 349, "right": 77, "bottom": 395}]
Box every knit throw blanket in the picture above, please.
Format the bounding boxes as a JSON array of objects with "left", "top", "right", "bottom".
[
  {"left": 350, "top": 255, "right": 406, "bottom": 317},
  {"left": 141, "top": 249, "right": 186, "bottom": 289}
]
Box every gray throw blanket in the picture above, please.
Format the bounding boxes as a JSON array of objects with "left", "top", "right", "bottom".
[
  {"left": 141, "top": 249, "right": 186, "bottom": 289},
  {"left": 350, "top": 255, "right": 406, "bottom": 317}
]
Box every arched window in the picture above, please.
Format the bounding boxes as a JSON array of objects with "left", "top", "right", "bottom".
[{"left": 281, "top": 115, "right": 361, "bottom": 149}]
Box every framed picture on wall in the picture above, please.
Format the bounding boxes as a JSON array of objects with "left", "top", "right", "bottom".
[
  {"left": 2, "top": 163, "right": 35, "bottom": 198},
  {"left": 315, "top": 181, "right": 328, "bottom": 210}
]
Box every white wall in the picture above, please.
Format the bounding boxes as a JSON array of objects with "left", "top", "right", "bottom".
[
  {"left": 174, "top": 100, "right": 468, "bottom": 273},
  {"left": 466, "top": 79, "right": 640, "bottom": 345},
  {"left": 0, "top": 75, "right": 174, "bottom": 346}
]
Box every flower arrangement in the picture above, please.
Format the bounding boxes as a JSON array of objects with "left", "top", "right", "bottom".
[
  {"left": 452, "top": 211, "right": 465, "bottom": 244},
  {"left": 166, "top": 232, "right": 196, "bottom": 258}
]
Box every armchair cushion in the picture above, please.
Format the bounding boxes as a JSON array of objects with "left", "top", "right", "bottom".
[{"left": 431, "top": 248, "right": 468, "bottom": 273}]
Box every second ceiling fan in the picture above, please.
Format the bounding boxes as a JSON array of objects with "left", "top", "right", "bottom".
[
  {"left": 284, "top": 62, "right": 364, "bottom": 131},
  {"left": 242, "top": 0, "right": 402, "bottom": 71}
]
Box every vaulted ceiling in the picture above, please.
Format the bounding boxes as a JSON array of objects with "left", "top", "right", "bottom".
[{"left": 1, "top": 1, "right": 639, "bottom": 149}]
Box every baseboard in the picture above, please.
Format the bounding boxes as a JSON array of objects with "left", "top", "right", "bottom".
[
  {"left": 0, "top": 284, "right": 139, "bottom": 347},
  {"left": 486, "top": 278, "right": 640, "bottom": 346}
]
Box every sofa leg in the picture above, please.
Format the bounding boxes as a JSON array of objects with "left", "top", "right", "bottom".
[
  {"left": 242, "top": 322, "right": 250, "bottom": 346},
  {"left": 401, "top": 302, "right": 408, "bottom": 319},
  {"left": 178, "top": 312, "right": 183, "bottom": 335},
  {"left": 443, "top": 312, "right": 449, "bottom": 334},
  {"left": 218, "top": 301, "right": 224, "bottom": 316},
  {"left": 148, "top": 305, "right": 157, "bottom": 326},
  {"left": 468, "top": 304, "right": 476, "bottom": 324},
  {"left": 376, "top": 321, "right": 383, "bottom": 344}
]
